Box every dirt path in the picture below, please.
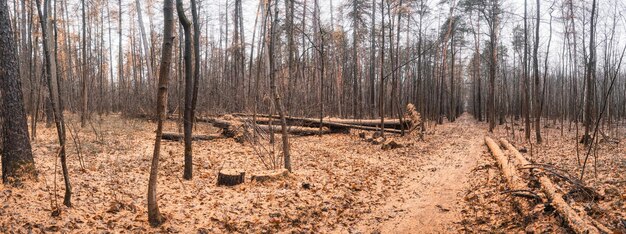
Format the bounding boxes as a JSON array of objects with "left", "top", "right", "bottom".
[{"left": 377, "top": 115, "right": 486, "bottom": 233}]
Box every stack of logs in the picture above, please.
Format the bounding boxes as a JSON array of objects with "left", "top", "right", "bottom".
[
  {"left": 485, "top": 137, "right": 612, "bottom": 234},
  {"left": 162, "top": 104, "right": 422, "bottom": 141}
]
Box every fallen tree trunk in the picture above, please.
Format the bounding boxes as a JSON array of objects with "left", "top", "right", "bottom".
[
  {"left": 241, "top": 116, "right": 408, "bottom": 130},
  {"left": 251, "top": 169, "right": 288, "bottom": 183},
  {"left": 203, "top": 118, "right": 334, "bottom": 137},
  {"left": 255, "top": 125, "right": 332, "bottom": 136},
  {"left": 499, "top": 139, "right": 610, "bottom": 234},
  {"left": 484, "top": 137, "right": 534, "bottom": 214},
  {"left": 161, "top": 132, "right": 222, "bottom": 141},
  {"left": 230, "top": 114, "right": 404, "bottom": 134}
]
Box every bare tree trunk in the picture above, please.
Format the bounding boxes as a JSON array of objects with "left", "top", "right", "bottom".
[
  {"left": 533, "top": 0, "right": 542, "bottom": 143},
  {"left": 487, "top": 0, "right": 499, "bottom": 132},
  {"left": 0, "top": 0, "right": 36, "bottom": 185},
  {"left": 148, "top": 0, "right": 175, "bottom": 227},
  {"left": 369, "top": 0, "right": 376, "bottom": 118},
  {"left": 379, "top": 0, "right": 385, "bottom": 136},
  {"left": 177, "top": 0, "right": 193, "bottom": 180},
  {"left": 35, "top": 0, "right": 71, "bottom": 207},
  {"left": 523, "top": 0, "right": 531, "bottom": 140},
  {"left": 583, "top": 0, "right": 597, "bottom": 146},
  {"left": 268, "top": 0, "right": 291, "bottom": 172},
  {"left": 80, "top": 0, "right": 88, "bottom": 127},
  {"left": 135, "top": 0, "right": 155, "bottom": 88},
  {"left": 189, "top": 0, "right": 201, "bottom": 179},
  {"left": 117, "top": 0, "right": 123, "bottom": 113}
]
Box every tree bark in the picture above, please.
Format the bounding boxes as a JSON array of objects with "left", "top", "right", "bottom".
[{"left": 0, "top": 0, "right": 36, "bottom": 185}]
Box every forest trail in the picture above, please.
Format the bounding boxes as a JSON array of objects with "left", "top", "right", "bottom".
[{"left": 378, "top": 114, "right": 485, "bottom": 233}]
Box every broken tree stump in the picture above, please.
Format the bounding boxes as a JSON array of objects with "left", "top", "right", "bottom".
[
  {"left": 217, "top": 169, "right": 245, "bottom": 186},
  {"left": 499, "top": 138, "right": 611, "bottom": 234},
  {"left": 251, "top": 169, "right": 288, "bottom": 183}
]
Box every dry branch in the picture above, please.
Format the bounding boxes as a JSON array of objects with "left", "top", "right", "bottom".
[{"left": 499, "top": 138, "right": 611, "bottom": 234}]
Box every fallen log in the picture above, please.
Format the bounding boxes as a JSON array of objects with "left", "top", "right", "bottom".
[
  {"left": 255, "top": 125, "right": 332, "bottom": 136},
  {"left": 245, "top": 116, "right": 408, "bottom": 130},
  {"left": 499, "top": 139, "right": 611, "bottom": 234},
  {"left": 231, "top": 114, "right": 404, "bottom": 134},
  {"left": 251, "top": 169, "right": 288, "bottom": 183},
  {"left": 161, "top": 132, "right": 222, "bottom": 141},
  {"left": 203, "top": 118, "right": 334, "bottom": 137},
  {"left": 484, "top": 137, "right": 534, "bottom": 214},
  {"left": 217, "top": 169, "right": 245, "bottom": 186}
]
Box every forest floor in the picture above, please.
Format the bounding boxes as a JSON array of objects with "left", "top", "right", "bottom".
[{"left": 0, "top": 113, "right": 624, "bottom": 233}]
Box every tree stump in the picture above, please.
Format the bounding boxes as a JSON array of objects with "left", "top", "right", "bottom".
[
  {"left": 251, "top": 169, "right": 288, "bottom": 183},
  {"left": 217, "top": 169, "right": 245, "bottom": 186}
]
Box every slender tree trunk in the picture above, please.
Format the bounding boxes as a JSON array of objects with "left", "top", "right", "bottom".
[
  {"left": 35, "top": 0, "right": 71, "bottom": 207},
  {"left": 583, "top": 0, "right": 597, "bottom": 146},
  {"left": 177, "top": 0, "right": 193, "bottom": 180},
  {"left": 523, "top": 0, "right": 531, "bottom": 140},
  {"left": 148, "top": 0, "right": 175, "bottom": 226},
  {"left": 268, "top": 0, "right": 291, "bottom": 172},
  {"left": 188, "top": 0, "right": 201, "bottom": 179},
  {"left": 533, "top": 0, "right": 542, "bottom": 143},
  {"left": 80, "top": 0, "right": 88, "bottom": 127},
  {"left": 488, "top": 0, "right": 499, "bottom": 132},
  {"left": 369, "top": 0, "right": 376, "bottom": 118}
]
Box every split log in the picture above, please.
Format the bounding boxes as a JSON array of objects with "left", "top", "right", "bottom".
[
  {"left": 161, "top": 132, "right": 222, "bottom": 141},
  {"left": 251, "top": 169, "right": 288, "bottom": 183},
  {"left": 217, "top": 169, "right": 245, "bottom": 186},
  {"left": 499, "top": 139, "right": 611, "bottom": 234},
  {"left": 484, "top": 137, "right": 534, "bottom": 213}
]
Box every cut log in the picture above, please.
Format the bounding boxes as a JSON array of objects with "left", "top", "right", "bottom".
[
  {"left": 255, "top": 125, "right": 332, "bottom": 136},
  {"left": 251, "top": 169, "right": 289, "bottom": 183},
  {"left": 238, "top": 115, "right": 409, "bottom": 130},
  {"left": 499, "top": 139, "right": 611, "bottom": 234},
  {"left": 203, "top": 117, "right": 334, "bottom": 137},
  {"left": 232, "top": 114, "right": 404, "bottom": 134},
  {"left": 217, "top": 169, "right": 245, "bottom": 186},
  {"left": 161, "top": 132, "right": 222, "bottom": 141},
  {"left": 484, "top": 137, "right": 534, "bottom": 214}
]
